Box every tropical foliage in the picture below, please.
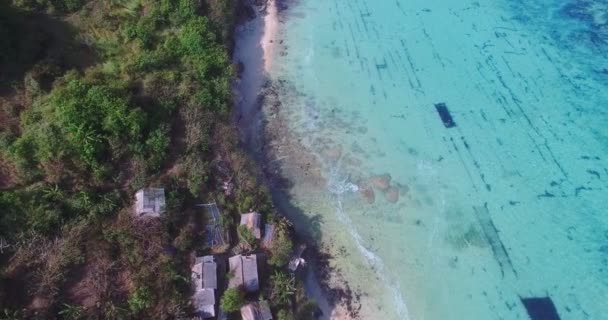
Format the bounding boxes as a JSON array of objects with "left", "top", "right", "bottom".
[
  {"left": 0, "top": 0, "right": 239, "bottom": 318},
  {"left": 220, "top": 287, "right": 245, "bottom": 313}
]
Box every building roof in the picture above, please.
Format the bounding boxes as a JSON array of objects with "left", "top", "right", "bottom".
[
  {"left": 134, "top": 188, "right": 165, "bottom": 217},
  {"left": 240, "top": 301, "right": 273, "bottom": 320},
  {"left": 192, "top": 256, "right": 217, "bottom": 290},
  {"left": 192, "top": 288, "right": 215, "bottom": 318},
  {"left": 262, "top": 224, "right": 275, "bottom": 248},
  {"left": 228, "top": 254, "right": 259, "bottom": 292},
  {"left": 240, "top": 212, "right": 262, "bottom": 239}
]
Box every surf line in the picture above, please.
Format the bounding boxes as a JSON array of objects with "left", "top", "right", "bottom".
[{"left": 329, "top": 174, "right": 411, "bottom": 319}]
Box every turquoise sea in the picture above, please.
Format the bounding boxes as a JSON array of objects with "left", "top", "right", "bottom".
[{"left": 249, "top": 0, "right": 608, "bottom": 319}]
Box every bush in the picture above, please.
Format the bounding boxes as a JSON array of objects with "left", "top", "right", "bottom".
[
  {"left": 144, "top": 126, "right": 170, "bottom": 172},
  {"left": 51, "top": 78, "right": 145, "bottom": 167},
  {"left": 270, "top": 271, "right": 295, "bottom": 306},
  {"left": 128, "top": 286, "right": 153, "bottom": 314},
  {"left": 277, "top": 309, "right": 295, "bottom": 320},
  {"left": 220, "top": 287, "right": 245, "bottom": 313},
  {"left": 237, "top": 225, "right": 257, "bottom": 250},
  {"left": 268, "top": 230, "right": 293, "bottom": 267},
  {"left": 184, "top": 155, "right": 208, "bottom": 197},
  {"left": 58, "top": 303, "right": 86, "bottom": 320}
]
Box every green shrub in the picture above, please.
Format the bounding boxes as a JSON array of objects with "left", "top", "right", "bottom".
[
  {"left": 220, "top": 287, "right": 245, "bottom": 313},
  {"left": 144, "top": 126, "right": 170, "bottom": 171},
  {"left": 0, "top": 191, "right": 26, "bottom": 239},
  {"left": 270, "top": 271, "right": 295, "bottom": 306},
  {"left": 277, "top": 309, "right": 295, "bottom": 320},
  {"left": 60, "top": 0, "right": 84, "bottom": 12},
  {"left": 184, "top": 155, "right": 208, "bottom": 196},
  {"left": 268, "top": 230, "right": 293, "bottom": 267},
  {"left": 58, "top": 303, "right": 86, "bottom": 320},
  {"left": 128, "top": 286, "right": 153, "bottom": 314},
  {"left": 237, "top": 225, "right": 257, "bottom": 249}
]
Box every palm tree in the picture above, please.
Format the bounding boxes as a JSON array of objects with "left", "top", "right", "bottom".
[
  {"left": 270, "top": 271, "right": 296, "bottom": 305},
  {"left": 58, "top": 303, "right": 86, "bottom": 320},
  {"left": 42, "top": 184, "right": 64, "bottom": 201},
  {"left": 0, "top": 309, "right": 23, "bottom": 320},
  {"left": 275, "top": 216, "right": 292, "bottom": 233}
]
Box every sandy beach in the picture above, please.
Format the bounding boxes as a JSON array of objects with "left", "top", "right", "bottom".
[
  {"left": 233, "top": 1, "right": 357, "bottom": 319},
  {"left": 261, "top": 0, "right": 278, "bottom": 72}
]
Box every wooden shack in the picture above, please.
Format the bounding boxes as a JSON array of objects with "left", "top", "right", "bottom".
[
  {"left": 191, "top": 255, "right": 218, "bottom": 318},
  {"left": 228, "top": 254, "right": 259, "bottom": 292}
]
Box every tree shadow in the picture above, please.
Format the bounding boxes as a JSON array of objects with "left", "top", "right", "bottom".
[{"left": 0, "top": 3, "right": 96, "bottom": 95}]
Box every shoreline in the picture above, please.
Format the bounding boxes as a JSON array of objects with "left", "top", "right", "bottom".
[{"left": 232, "top": 1, "right": 359, "bottom": 319}]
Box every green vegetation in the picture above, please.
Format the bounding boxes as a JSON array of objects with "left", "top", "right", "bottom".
[
  {"left": 270, "top": 271, "right": 296, "bottom": 305},
  {"left": 269, "top": 225, "right": 294, "bottom": 267},
  {"left": 58, "top": 303, "right": 86, "bottom": 320},
  {"left": 0, "top": 0, "right": 252, "bottom": 318},
  {"left": 0, "top": 0, "right": 315, "bottom": 319},
  {"left": 220, "top": 287, "right": 246, "bottom": 313},
  {"left": 237, "top": 224, "right": 258, "bottom": 250},
  {"left": 277, "top": 309, "right": 295, "bottom": 320}
]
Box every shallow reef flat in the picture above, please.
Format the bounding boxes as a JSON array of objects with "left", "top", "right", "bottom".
[{"left": 258, "top": 0, "right": 608, "bottom": 319}]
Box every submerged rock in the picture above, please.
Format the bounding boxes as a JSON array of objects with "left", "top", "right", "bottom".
[
  {"left": 369, "top": 173, "right": 391, "bottom": 191},
  {"left": 324, "top": 145, "right": 343, "bottom": 162},
  {"left": 359, "top": 185, "right": 375, "bottom": 204},
  {"left": 385, "top": 186, "right": 400, "bottom": 203}
]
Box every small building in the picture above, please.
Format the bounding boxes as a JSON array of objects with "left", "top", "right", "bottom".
[
  {"left": 192, "top": 256, "right": 217, "bottom": 290},
  {"left": 134, "top": 188, "right": 165, "bottom": 218},
  {"left": 191, "top": 256, "right": 218, "bottom": 318},
  {"left": 192, "top": 289, "right": 215, "bottom": 318},
  {"left": 262, "top": 224, "right": 275, "bottom": 248},
  {"left": 228, "top": 254, "right": 259, "bottom": 292},
  {"left": 240, "top": 212, "right": 262, "bottom": 239},
  {"left": 240, "top": 301, "right": 273, "bottom": 320}
]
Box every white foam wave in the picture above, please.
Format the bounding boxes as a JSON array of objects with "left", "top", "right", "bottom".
[{"left": 327, "top": 174, "right": 411, "bottom": 320}]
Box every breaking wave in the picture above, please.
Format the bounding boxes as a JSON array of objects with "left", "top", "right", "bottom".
[{"left": 327, "top": 173, "right": 411, "bottom": 320}]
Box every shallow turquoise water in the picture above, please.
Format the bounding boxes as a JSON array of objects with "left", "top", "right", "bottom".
[{"left": 266, "top": 0, "right": 608, "bottom": 319}]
